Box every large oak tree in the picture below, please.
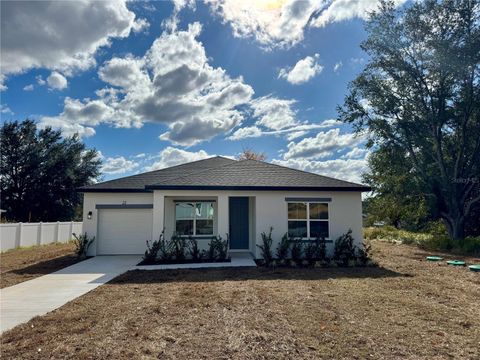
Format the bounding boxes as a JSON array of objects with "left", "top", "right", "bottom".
[
  {"left": 340, "top": 0, "right": 480, "bottom": 240},
  {"left": 0, "top": 120, "right": 101, "bottom": 222}
]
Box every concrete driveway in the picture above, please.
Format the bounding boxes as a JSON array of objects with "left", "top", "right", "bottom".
[{"left": 0, "top": 256, "right": 139, "bottom": 334}]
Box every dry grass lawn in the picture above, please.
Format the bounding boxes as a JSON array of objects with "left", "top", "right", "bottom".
[
  {"left": 0, "top": 242, "right": 78, "bottom": 288},
  {"left": 1, "top": 241, "right": 479, "bottom": 359}
]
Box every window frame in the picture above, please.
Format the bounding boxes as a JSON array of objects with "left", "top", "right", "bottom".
[
  {"left": 286, "top": 201, "right": 330, "bottom": 240},
  {"left": 175, "top": 201, "right": 215, "bottom": 237}
]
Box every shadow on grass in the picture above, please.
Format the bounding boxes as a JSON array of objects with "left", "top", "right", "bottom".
[
  {"left": 7, "top": 255, "right": 80, "bottom": 276},
  {"left": 111, "top": 265, "right": 409, "bottom": 285}
]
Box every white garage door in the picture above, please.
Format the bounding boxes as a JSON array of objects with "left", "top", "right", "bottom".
[{"left": 97, "top": 209, "right": 153, "bottom": 255}]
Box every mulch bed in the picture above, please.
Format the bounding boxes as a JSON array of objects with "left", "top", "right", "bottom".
[
  {"left": 1, "top": 241, "right": 479, "bottom": 359},
  {"left": 138, "top": 258, "right": 231, "bottom": 266},
  {"left": 0, "top": 242, "right": 78, "bottom": 288}
]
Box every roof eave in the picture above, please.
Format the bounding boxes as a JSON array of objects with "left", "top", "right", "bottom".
[
  {"left": 77, "top": 188, "right": 152, "bottom": 193},
  {"left": 144, "top": 185, "right": 371, "bottom": 192}
]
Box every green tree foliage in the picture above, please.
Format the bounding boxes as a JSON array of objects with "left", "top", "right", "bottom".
[
  {"left": 340, "top": 0, "right": 480, "bottom": 240},
  {"left": 1, "top": 120, "right": 101, "bottom": 222}
]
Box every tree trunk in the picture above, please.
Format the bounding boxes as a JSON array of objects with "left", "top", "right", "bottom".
[{"left": 445, "top": 216, "right": 465, "bottom": 241}]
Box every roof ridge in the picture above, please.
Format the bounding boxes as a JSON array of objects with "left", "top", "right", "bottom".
[
  {"left": 88, "top": 156, "right": 235, "bottom": 187},
  {"left": 241, "top": 159, "right": 367, "bottom": 187}
]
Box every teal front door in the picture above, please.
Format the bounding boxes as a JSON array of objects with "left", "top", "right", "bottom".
[{"left": 229, "top": 197, "right": 249, "bottom": 249}]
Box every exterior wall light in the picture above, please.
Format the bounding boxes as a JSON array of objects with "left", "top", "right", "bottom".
[{"left": 87, "top": 211, "right": 93, "bottom": 220}]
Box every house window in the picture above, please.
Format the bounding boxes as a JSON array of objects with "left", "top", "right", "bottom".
[
  {"left": 175, "top": 202, "right": 214, "bottom": 236},
  {"left": 287, "top": 202, "right": 329, "bottom": 239}
]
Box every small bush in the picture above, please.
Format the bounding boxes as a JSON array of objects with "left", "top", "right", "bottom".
[
  {"left": 187, "top": 236, "right": 203, "bottom": 261},
  {"left": 334, "top": 229, "right": 356, "bottom": 266},
  {"left": 276, "top": 233, "right": 290, "bottom": 262},
  {"left": 171, "top": 234, "right": 188, "bottom": 260},
  {"left": 72, "top": 232, "right": 94, "bottom": 259},
  {"left": 290, "top": 240, "right": 303, "bottom": 264},
  {"left": 356, "top": 241, "right": 372, "bottom": 266},
  {"left": 159, "top": 234, "right": 174, "bottom": 261},
  {"left": 257, "top": 227, "right": 274, "bottom": 266},
  {"left": 207, "top": 235, "right": 229, "bottom": 260},
  {"left": 143, "top": 232, "right": 164, "bottom": 264}
]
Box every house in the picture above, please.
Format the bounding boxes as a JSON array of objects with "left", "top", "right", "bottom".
[{"left": 79, "top": 157, "right": 370, "bottom": 258}]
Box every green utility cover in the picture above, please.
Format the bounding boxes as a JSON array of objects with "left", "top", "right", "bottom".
[
  {"left": 468, "top": 265, "right": 480, "bottom": 272},
  {"left": 426, "top": 256, "right": 443, "bottom": 261},
  {"left": 447, "top": 260, "right": 466, "bottom": 266}
]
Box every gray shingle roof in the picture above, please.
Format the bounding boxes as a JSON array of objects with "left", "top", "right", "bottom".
[{"left": 79, "top": 156, "right": 370, "bottom": 192}]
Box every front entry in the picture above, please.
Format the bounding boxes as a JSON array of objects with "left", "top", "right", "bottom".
[{"left": 229, "top": 197, "right": 249, "bottom": 249}]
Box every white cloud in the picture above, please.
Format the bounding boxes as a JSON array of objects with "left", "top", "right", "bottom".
[
  {"left": 228, "top": 119, "right": 342, "bottom": 141},
  {"left": 283, "top": 128, "right": 365, "bottom": 159},
  {"left": 333, "top": 61, "right": 343, "bottom": 72},
  {"left": 101, "top": 156, "right": 139, "bottom": 175},
  {"left": 39, "top": 116, "right": 96, "bottom": 138},
  {"left": 46, "top": 71, "right": 68, "bottom": 90},
  {"left": 311, "top": 0, "right": 407, "bottom": 28},
  {"left": 278, "top": 54, "right": 323, "bottom": 84},
  {"left": 342, "top": 147, "right": 368, "bottom": 159},
  {"left": 272, "top": 157, "right": 368, "bottom": 184},
  {"left": 36, "top": 75, "right": 46, "bottom": 85},
  {"left": 41, "top": 23, "right": 254, "bottom": 144},
  {"left": 0, "top": 104, "right": 13, "bottom": 114},
  {"left": 251, "top": 96, "right": 297, "bottom": 130},
  {"left": 206, "top": 0, "right": 321, "bottom": 49},
  {"left": 23, "top": 84, "right": 34, "bottom": 91},
  {"left": 0, "top": 0, "right": 147, "bottom": 78},
  {"left": 144, "top": 146, "right": 213, "bottom": 171}
]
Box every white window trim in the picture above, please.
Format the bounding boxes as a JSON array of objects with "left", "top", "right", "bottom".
[
  {"left": 287, "top": 201, "right": 330, "bottom": 240},
  {"left": 175, "top": 201, "right": 214, "bottom": 237}
]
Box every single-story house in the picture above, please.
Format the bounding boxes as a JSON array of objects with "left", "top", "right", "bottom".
[{"left": 79, "top": 157, "right": 370, "bottom": 258}]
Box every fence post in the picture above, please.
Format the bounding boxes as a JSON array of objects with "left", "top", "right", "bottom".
[
  {"left": 69, "top": 221, "right": 74, "bottom": 242},
  {"left": 37, "top": 222, "right": 43, "bottom": 246},
  {"left": 55, "top": 221, "right": 60, "bottom": 243},
  {"left": 16, "top": 222, "right": 23, "bottom": 249}
]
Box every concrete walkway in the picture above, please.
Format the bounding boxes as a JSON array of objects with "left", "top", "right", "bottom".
[{"left": 0, "top": 256, "right": 139, "bottom": 334}]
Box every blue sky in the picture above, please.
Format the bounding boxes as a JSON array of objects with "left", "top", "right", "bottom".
[{"left": 0, "top": 0, "right": 408, "bottom": 183}]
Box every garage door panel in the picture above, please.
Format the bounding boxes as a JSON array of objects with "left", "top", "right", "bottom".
[{"left": 97, "top": 209, "right": 152, "bottom": 255}]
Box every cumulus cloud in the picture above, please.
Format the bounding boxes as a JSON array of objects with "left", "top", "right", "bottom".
[
  {"left": 206, "top": 0, "right": 320, "bottom": 49},
  {"left": 342, "top": 147, "right": 368, "bottom": 159},
  {"left": 278, "top": 54, "right": 323, "bottom": 84},
  {"left": 272, "top": 157, "right": 368, "bottom": 184},
  {"left": 283, "top": 128, "right": 365, "bottom": 160},
  {"left": 0, "top": 104, "right": 13, "bottom": 114},
  {"left": 23, "top": 84, "right": 34, "bottom": 91},
  {"left": 0, "top": 0, "right": 148, "bottom": 78},
  {"left": 144, "top": 146, "right": 213, "bottom": 171},
  {"left": 46, "top": 71, "right": 68, "bottom": 90},
  {"left": 101, "top": 156, "right": 139, "bottom": 175},
  {"left": 39, "top": 116, "right": 96, "bottom": 138},
  {"left": 311, "top": 0, "right": 407, "bottom": 28},
  {"left": 251, "top": 96, "right": 297, "bottom": 130},
  {"left": 206, "top": 0, "right": 408, "bottom": 49},
  {"left": 333, "top": 61, "right": 343, "bottom": 72},
  {"left": 228, "top": 119, "right": 342, "bottom": 141},
  {"left": 40, "top": 23, "right": 254, "bottom": 144}
]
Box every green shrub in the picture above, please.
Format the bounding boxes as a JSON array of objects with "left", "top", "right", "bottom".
[
  {"left": 72, "top": 232, "right": 95, "bottom": 259},
  {"left": 356, "top": 241, "right": 372, "bottom": 266},
  {"left": 334, "top": 229, "right": 356, "bottom": 266},
  {"left": 187, "top": 236, "right": 203, "bottom": 261},
  {"left": 257, "top": 227, "right": 274, "bottom": 266},
  {"left": 304, "top": 238, "right": 327, "bottom": 264},
  {"left": 171, "top": 234, "right": 187, "bottom": 260},
  {"left": 159, "top": 234, "right": 174, "bottom": 261},
  {"left": 290, "top": 240, "right": 303, "bottom": 264},
  {"left": 276, "top": 233, "right": 290, "bottom": 262},
  {"left": 143, "top": 233, "right": 163, "bottom": 264},
  {"left": 207, "top": 235, "right": 229, "bottom": 260}
]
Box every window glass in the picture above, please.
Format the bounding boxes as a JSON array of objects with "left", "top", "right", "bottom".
[
  {"left": 309, "top": 203, "right": 328, "bottom": 220},
  {"left": 288, "top": 221, "right": 308, "bottom": 238},
  {"left": 288, "top": 203, "right": 307, "bottom": 219},
  {"left": 175, "top": 202, "right": 195, "bottom": 219},
  {"left": 176, "top": 220, "right": 193, "bottom": 235},
  {"left": 310, "top": 221, "right": 329, "bottom": 238},
  {"left": 196, "top": 202, "right": 214, "bottom": 219},
  {"left": 196, "top": 220, "right": 213, "bottom": 235}
]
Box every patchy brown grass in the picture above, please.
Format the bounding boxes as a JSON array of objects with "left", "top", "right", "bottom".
[
  {"left": 0, "top": 242, "right": 78, "bottom": 288},
  {"left": 1, "top": 241, "right": 479, "bottom": 359}
]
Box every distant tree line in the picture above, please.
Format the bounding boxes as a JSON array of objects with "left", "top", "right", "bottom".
[{"left": 0, "top": 120, "right": 101, "bottom": 222}]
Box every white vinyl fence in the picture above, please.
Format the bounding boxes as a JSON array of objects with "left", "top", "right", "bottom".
[{"left": 0, "top": 222, "right": 83, "bottom": 252}]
